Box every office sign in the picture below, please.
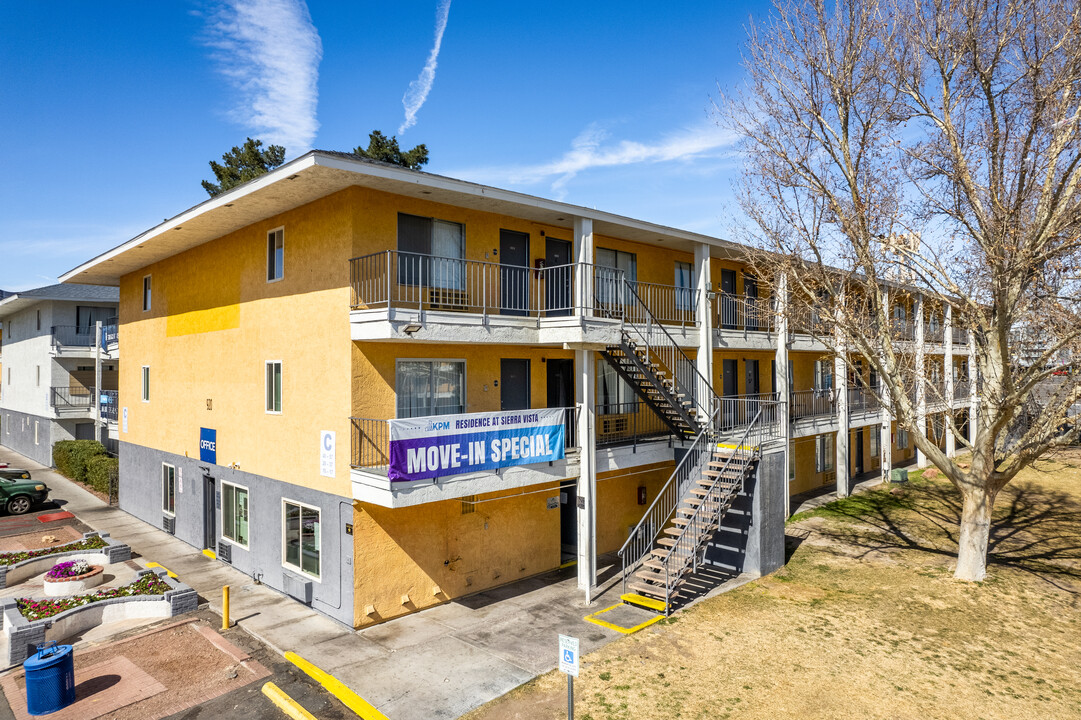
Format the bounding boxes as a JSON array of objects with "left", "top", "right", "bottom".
[
  {"left": 200, "top": 427, "right": 217, "bottom": 464},
  {"left": 320, "top": 430, "right": 336, "bottom": 478},
  {"left": 387, "top": 408, "right": 565, "bottom": 482}
]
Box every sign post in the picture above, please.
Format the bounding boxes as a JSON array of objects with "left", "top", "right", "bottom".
[{"left": 559, "top": 634, "right": 579, "bottom": 720}]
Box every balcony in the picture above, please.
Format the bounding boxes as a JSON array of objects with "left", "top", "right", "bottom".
[
  {"left": 925, "top": 321, "right": 945, "bottom": 344},
  {"left": 348, "top": 251, "right": 700, "bottom": 347},
  {"left": 790, "top": 389, "right": 836, "bottom": 420},
  {"left": 892, "top": 319, "right": 916, "bottom": 342},
  {"left": 847, "top": 386, "right": 881, "bottom": 416},
  {"left": 51, "top": 321, "right": 118, "bottom": 357},
  {"left": 50, "top": 386, "right": 96, "bottom": 417},
  {"left": 953, "top": 380, "right": 970, "bottom": 402},
  {"left": 713, "top": 293, "right": 776, "bottom": 349}
]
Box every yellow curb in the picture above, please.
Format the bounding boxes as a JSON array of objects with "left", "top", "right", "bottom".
[
  {"left": 202, "top": 548, "right": 217, "bottom": 560},
  {"left": 620, "top": 592, "right": 666, "bottom": 612},
  {"left": 262, "top": 682, "right": 316, "bottom": 720},
  {"left": 285, "top": 651, "right": 390, "bottom": 720},
  {"left": 558, "top": 559, "right": 577, "bottom": 569},
  {"left": 145, "top": 562, "right": 178, "bottom": 578},
  {"left": 584, "top": 602, "right": 664, "bottom": 635}
]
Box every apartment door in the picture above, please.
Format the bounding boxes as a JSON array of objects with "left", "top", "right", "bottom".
[
  {"left": 719, "top": 269, "right": 737, "bottom": 329},
  {"left": 743, "top": 273, "right": 759, "bottom": 330},
  {"left": 500, "top": 230, "right": 530, "bottom": 316},
  {"left": 722, "top": 359, "right": 738, "bottom": 427},
  {"left": 203, "top": 475, "right": 217, "bottom": 551},
  {"left": 545, "top": 238, "right": 572, "bottom": 316},
  {"left": 501, "top": 359, "right": 530, "bottom": 410},
  {"left": 547, "top": 359, "right": 574, "bottom": 444},
  {"left": 854, "top": 429, "right": 864, "bottom": 475},
  {"left": 744, "top": 359, "right": 760, "bottom": 424}
]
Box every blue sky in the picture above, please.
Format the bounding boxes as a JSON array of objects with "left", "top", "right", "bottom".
[{"left": 0, "top": 1, "right": 767, "bottom": 291}]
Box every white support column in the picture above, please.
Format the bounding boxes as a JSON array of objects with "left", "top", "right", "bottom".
[
  {"left": 944, "top": 305, "right": 956, "bottom": 458},
  {"left": 968, "top": 332, "right": 979, "bottom": 446},
  {"left": 694, "top": 243, "right": 713, "bottom": 420},
  {"left": 774, "top": 273, "right": 791, "bottom": 503},
  {"left": 94, "top": 320, "right": 103, "bottom": 443},
  {"left": 834, "top": 289, "right": 850, "bottom": 497},
  {"left": 575, "top": 348, "right": 597, "bottom": 600},
  {"left": 880, "top": 287, "right": 893, "bottom": 481},
  {"left": 573, "top": 217, "right": 594, "bottom": 318},
  {"left": 915, "top": 294, "right": 928, "bottom": 468}
]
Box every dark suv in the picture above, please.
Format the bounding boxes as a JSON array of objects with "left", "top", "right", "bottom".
[{"left": 0, "top": 469, "right": 50, "bottom": 515}]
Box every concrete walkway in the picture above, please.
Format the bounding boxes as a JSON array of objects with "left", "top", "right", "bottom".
[{"left": 0, "top": 446, "right": 656, "bottom": 719}]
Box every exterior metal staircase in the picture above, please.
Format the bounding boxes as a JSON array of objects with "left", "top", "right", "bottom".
[{"left": 599, "top": 334, "right": 701, "bottom": 439}]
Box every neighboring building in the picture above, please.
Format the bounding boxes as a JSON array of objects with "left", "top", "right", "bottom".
[
  {"left": 0, "top": 284, "right": 119, "bottom": 467},
  {"left": 58, "top": 152, "right": 974, "bottom": 627}
]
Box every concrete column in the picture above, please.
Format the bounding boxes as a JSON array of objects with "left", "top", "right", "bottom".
[
  {"left": 575, "top": 348, "right": 597, "bottom": 600},
  {"left": 879, "top": 287, "right": 893, "bottom": 482},
  {"left": 968, "top": 332, "right": 979, "bottom": 445},
  {"left": 94, "top": 320, "right": 103, "bottom": 442},
  {"left": 944, "top": 305, "right": 956, "bottom": 457},
  {"left": 834, "top": 289, "right": 850, "bottom": 497},
  {"left": 573, "top": 217, "right": 594, "bottom": 318},
  {"left": 694, "top": 242, "right": 714, "bottom": 421},
  {"left": 915, "top": 294, "right": 928, "bottom": 468},
  {"left": 774, "top": 273, "right": 791, "bottom": 502}
]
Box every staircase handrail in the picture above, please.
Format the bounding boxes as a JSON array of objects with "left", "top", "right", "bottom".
[
  {"left": 616, "top": 405, "right": 721, "bottom": 593},
  {"left": 620, "top": 276, "right": 719, "bottom": 421},
  {"left": 663, "top": 407, "right": 764, "bottom": 612}
]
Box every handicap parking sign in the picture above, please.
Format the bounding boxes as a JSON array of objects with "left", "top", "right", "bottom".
[{"left": 559, "top": 634, "right": 579, "bottom": 677}]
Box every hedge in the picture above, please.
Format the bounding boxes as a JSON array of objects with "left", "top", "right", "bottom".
[
  {"left": 52, "top": 440, "right": 108, "bottom": 484},
  {"left": 85, "top": 455, "right": 118, "bottom": 495}
]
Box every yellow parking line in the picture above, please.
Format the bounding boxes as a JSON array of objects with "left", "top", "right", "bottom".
[
  {"left": 584, "top": 602, "right": 664, "bottom": 635},
  {"left": 202, "top": 548, "right": 217, "bottom": 560},
  {"left": 145, "top": 562, "right": 178, "bottom": 578},
  {"left": 262, "top": 682, "right": 316, "bottom": 720},
  {"left": 285, "top": 651, "right": 390, "bottom": 720}
]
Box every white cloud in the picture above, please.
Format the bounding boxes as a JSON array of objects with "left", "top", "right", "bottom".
[
  {"left": 453, "top": 121, "right": 739, "bottom": 199},
  {"left": 204, "top": 0, "right": 323, "bottom": 153},
  {"left": 399, "top": 0, "right": 452, "bottom": 134}
]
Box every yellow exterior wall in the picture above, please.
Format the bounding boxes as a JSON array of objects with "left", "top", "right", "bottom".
[
  {"left": 119, "top": 189, "right": 355, "bottom": 497},
  {"left": 713, "top": 350, "right": 777, "bottom": 394},
  {"left": 597, "top": 463, "right": 673, "bottom": 554}
]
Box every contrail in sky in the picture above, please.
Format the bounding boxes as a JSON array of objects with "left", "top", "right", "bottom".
[{"left": 399, "top": 0, "right": 452, "bottom": 134}]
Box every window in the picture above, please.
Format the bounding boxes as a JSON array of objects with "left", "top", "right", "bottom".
[
  {"left": 222, "top": 482, "right": 249, "bottom": 547},
  {"left": 142, "top": 276, "right": 152, "bottom": 312},
  {"left": 674, "top": 261, "right": 694, "bottom": 311},
  {"left": 397, "top": 213, "right": 465, "bottom": 289},
  {"left": 34, "top": 421, "right": 39, "bottom": 445},
  {"left": 162, "top": 463, "right": 175, "bottom": 514},
  {"left": 814, "top": 359, "right": 833, "bottom": 392},
  {"left": 36, "top": 310, "right": 40, "bottom": 332},
  {"left": 897, "top": 426, "right": 909, "bottom": 449},
  {"left": 283, "top": 500, "right": 320, "bottom": 578},
  {"left": 265, "top": 361, "right": 282, "bottom": 413},
  {"left": 267, "top": 228, "right": 284, "bottom": 282},
  {"left": 597, "top": 358, "right": 634, "bottom": 414},
  {"left": 596, "top": 248, "right": 637, "bottom": 305},
  {"left": 870, "top": 425, "right": 880, "bottom": 458},
  {"left": 141, "top": 366, "right": 150, "bottom": 402},
  {"left": 76, "top": 306, "right": 111, "bottom": 336},
  {"left": 35, "top": 366, "right": 40, "bottom": 387},
  {"left": 815, "top": 434, "right": 835, "bottom": 473},
  {"left": 396, "top": 360, "right": 465, "bottom": 418}
]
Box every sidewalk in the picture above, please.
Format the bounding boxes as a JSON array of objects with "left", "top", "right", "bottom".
[{"left": 0, "top": 446, "right": 643, "bottom": 719}]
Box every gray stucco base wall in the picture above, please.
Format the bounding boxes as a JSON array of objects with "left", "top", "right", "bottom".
[
  {"left": 0, "top": 409, "right": 55, "bottom": 467},
  {"left": 118, "top": 441, "right": 354, "bottom": 627},
  {"left": 704, "top": 447, "right": 787, "bottom": 578}
]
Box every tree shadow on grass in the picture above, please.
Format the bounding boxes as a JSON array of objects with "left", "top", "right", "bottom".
[{"left": 797, "top": 479, "right": 1081, "bottom": 592}]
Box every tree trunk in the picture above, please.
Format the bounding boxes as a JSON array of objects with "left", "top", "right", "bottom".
[{"left": 954, "top": 486, "right": 995, "bottom": 581}]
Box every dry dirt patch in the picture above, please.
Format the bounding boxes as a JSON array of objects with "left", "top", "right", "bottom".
[{"left": 465, "top": 456, "right": 1081, "bottom": 720}]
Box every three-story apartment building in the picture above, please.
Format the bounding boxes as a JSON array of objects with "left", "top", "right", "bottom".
[{"left": 59, "top": 152, "right": 975, "bottom": 627}]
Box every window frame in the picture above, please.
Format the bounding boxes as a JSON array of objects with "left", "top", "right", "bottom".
[
  {"left": 870, "top": 425, "right": 880, "bottom": 458},
  {"left": 674, "top": 261, "right": 695, "bottom": 311},
  {"left": 394, "top": 358, "right": 467, "bottom": 419},
  {"left": 265, "top": 360, "right": 283, "bottom": 414},
  {"left": 267, "top": 227, "right": 285, "bottom": 283},
  {"left": 815, "top": 434, "right": 835, "bottom": 473},
  {"left": 141, "top": 366, "right": 150, "bottom": 402},
  {"left": 162, "top": 463, "right": 176, "bottom": 516},
  {"left": 142, "top": 275, "right": 152, "bottom": 312},
  {"left": 220, "top": 480, "right": 250, "bottom": 549},
  {"left": 281, "top": 498, "right": 321, "bottom": 581}
]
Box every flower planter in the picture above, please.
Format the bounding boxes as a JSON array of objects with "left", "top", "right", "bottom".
[{"left": 43, "top": 565, "right": 104, "bottom": 597}]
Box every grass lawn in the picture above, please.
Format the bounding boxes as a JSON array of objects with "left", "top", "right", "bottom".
[{"left": 464, "top": 451, "right": 1081, "bottom": 720}]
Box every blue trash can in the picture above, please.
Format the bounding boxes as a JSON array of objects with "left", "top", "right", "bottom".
[{"left": 24, "top": 642, "right": 75, "bottom": 715}]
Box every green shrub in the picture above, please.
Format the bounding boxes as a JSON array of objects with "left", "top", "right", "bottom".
[
  {"left": 52, "top": 439, "right": 107, "bottom": 483},
  {"left": 85, "top": 455, "right": 118, "bottom": 494}
]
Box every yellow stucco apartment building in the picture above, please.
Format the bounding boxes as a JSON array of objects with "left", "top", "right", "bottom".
[{"left": 59, "top": 152, "right": 975, "bottom": 626}]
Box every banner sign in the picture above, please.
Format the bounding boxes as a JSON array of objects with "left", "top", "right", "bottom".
[{"left": 388, "top": 408, "right": 566, "bottom": 482}]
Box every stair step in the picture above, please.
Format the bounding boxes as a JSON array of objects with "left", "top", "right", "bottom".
[
  {"left": 643, "top": 558, "right": 667, "bottom": 571},
  {"left": 626, "top": 582, "right": 666, "bottom": 600},
  {"left": 635, "top": 568, "right": 665, "bottom": 582},
  {"left": 620, "top": 592, "right": 667, "bottom": 612}
]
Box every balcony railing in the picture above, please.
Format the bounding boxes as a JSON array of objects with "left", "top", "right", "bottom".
[
  {"left": 925, "top": 321, "right": 945, "bottom": 344},
  {"left": 788, "top": 304, "right": 830, "bottom": 336},
  {"left": 597, "top": 402, "right": 677, "bottom": 449},
  {"left": 348, "top": 250, "right": 698, "bottom": 326},
  {"left": 351, "top": 407, "right": 579, "bottom": 472},
  {"left": 927, "top": 380, "right": 947, "bottom": 404},
  {"left": 51, "top": 323, "right": 118, "bottom": 351},
  {"left": 847, "top": 386, "right": 881, "bottom": 414},
  {"left": 892, "top": 319, "right": 916, "bottom": 341},
  {"left": 954, "top": 380, "right": 970, "bottom": 401},
  {"left": 714, "top": 293, "right": 775, "bottom": 332},
  {"left": 952, "top": 326, "right": 969, "bottom": 345},
  {"left": 50, "top": 386, "right": 95, "bottom": 413},
  {"left": 790, "top": 388, "right": 836, "bottom": 420}
]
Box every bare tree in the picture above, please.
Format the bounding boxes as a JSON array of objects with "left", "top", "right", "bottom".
[{"left": 722, "top": 0, "right": 1081, "bottom": 580}]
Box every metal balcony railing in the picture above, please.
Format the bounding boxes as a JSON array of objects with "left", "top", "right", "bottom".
[
  {"left": 51, "top": 323, "right": 118, "bottom": 351},
  {"left": 717, "top": 393, "right": 784, "bottom": 432},
  {"left": 954, "top": 380, "right": 971, "bottom": 401},
  {"left": 788, "top": 304, "right": 830, "bottom": 336},
  {"left": 790, "top": 388, "right": 836, "bottom": 420},
  {"left": 348, "top": 250, "right": 698, "bottom": 326},
  {"left": 596, "top": 402, "right": 677, "bottom": 449},
  {"left": 925, "top": 321, "right": 945, "bottom": 344},
  {"left": 952, "top": 326, "right": 969, "bottom": 345},
  {"left": 350, "top": 407, "right": 579, "bottom": 471},
  {"left": 847, "top": 386, "right": 881, "bottom": 414},
  {"left": 713, "top": 293, "right": 775, "bottom": 332},
  {"left": 927, "top": 380, "right": 947, "bottom": 404},
  {"left": 892, "top": 319, "right": 916, "bottom": 341},
  {"left": 50, "top": 386, "right": 94, "bottom": 412}
]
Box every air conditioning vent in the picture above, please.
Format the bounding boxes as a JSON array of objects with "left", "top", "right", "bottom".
[
  {"left": 218, "top": 541, "right": 232, "bottom": 564},
  {"left": 282, "top": 573, "right": 313, "bottom": 605},
  {"left": 163, "top": 515, "right": 175, "bottom": 535},
  {"left": 602, "top": 416, "right": 628, "bottom": 435}
]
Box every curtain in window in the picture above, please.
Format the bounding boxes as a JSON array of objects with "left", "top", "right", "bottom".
[
  {"left": 432, "top": 361, "right": 465, "bottom": 414},
  {"left": 596, "top": 359, "right": 632, "bottom": 415},
  {"left": 431, "top": 220, "right": 464, "bottom": 290},
  {"left": 674, "top": 262, "right": 694, "bottom": 311},
  {"left": 396, "top": 361, "right": 465, "bottom": 418}
]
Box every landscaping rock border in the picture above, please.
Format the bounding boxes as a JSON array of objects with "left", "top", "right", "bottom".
[
  {"left": 0, "top": 532, "right": 131, "bottom": 588},
  {"left": 1, "top": 568, "right": 198, "bottom": 667}
]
